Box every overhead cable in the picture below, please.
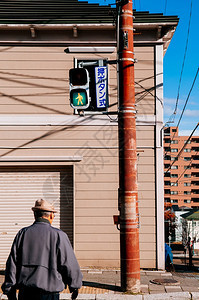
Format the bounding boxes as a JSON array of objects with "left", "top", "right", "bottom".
[
  {"left": 166, "top": 0, "right": 193, "bottom": 125},
  {"left": 164, "top": 0, "right": 167, "bottom": 14},
  {"left": 175, "top": 151, "right": 199, "bottom": 184},
  {"left": 175, "top": 67, "right": 199, "bottom": 131},
  {"left": 164, "top": 67, "right": 199, "bottom": 157},
  {"left": 164, "top": 122, "right": 199, "bottom": 175},
  {"left": 138, "top": 0, "right": 141, "bottom": 10},
  {"left": 173, "top": 0, "right": 193, "bottom": 117}
]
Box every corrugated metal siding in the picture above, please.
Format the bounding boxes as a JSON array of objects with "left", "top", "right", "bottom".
[
  {"left": 135, "top": 46, "right": 155, "bottom": 115},
  {"left": 0, "top": 167, "right": 73, "bottom": 267},
  {"left": 0, "top": 0, "right": 179, "bottom": 25},
  {"left": 137, "top": 126, "right": 156, "bottom": 268},
  {"left": 0, "top": 45, "right": 155, "bottom": 115},
  {"left": 0, "top": 46, "right": 117, "bottom": 115}
]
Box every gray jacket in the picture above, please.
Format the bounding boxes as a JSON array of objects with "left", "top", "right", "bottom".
[{"left": 2, "top": 219, "right": 82, "bottom": 294}]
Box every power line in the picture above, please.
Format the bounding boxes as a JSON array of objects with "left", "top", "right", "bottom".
[
  {"left": 164, "top": 122, "right": 199, "bottom": 175},
  {"left": 175, "top": 67, "right": 199, "bottom": 130},
  {"left": 175, "top": 151, "right": 199, "bottom": 184},
  {"left": 164, "top": 67, "right": 199, "bottom": 156},
  {"left": 138, "top": 0, "right": 141, "bottom": 10},
  {"left": 164, "top": 0, "right": 167, "bottom": 14},
  {"left": 135, "top": 81, "right": 162, "bottom": 104},
  {"left": 165, "top": 0, "right": 193, "bottom": 125},
  {"left": 173, "top": 0, "right": 192, "bottom": 117}
]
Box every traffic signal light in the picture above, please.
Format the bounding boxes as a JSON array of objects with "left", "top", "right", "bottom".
[{"left": 69, "top": 68, "right": 90, "bottom": 109}]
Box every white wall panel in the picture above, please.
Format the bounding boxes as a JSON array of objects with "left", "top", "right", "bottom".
[{"left": 0, "top": 167, "right": 73, "bottom": 267}]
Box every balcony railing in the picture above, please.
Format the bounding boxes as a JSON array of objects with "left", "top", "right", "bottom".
[
  {"left": 164, "top": 147, "right": 171, "bottom": 152},
  {"left": 164, "top": 189, "right": 171, "bottom": 194},
  {"left": 164, "top": 133, "right": 171, "bottom": 136},
  {"left": 165, "top": 156, "right": 171, "bottom": 160},
  {"left": 164, "top": 139, "right": 171, "bottom": 144},
  {"left": 191, "top": 138, "right": 199, "bottom": 143},
  {"left": 191, "top": 198, "right": 199, "bottom": 202},
  {"left": 192, "top": 155, "right": 199, "bottom": 160},
  {"left": 191, "top": 181, "right": 199, "bottom": 188},
  {"left": 164, "top": 173, "right": 171, "bottom": 177},
  {"left": 192, "top": 173, "right": 199, "bottom": 178},
  {"left": 192, "top": 147, "right": 199, "bottom": 152},
  {"left": 191, "top": 190, "right": 199, "bottom": 194},
  {"left": 192, "top": 164, "right": 199, "bottom": 169}
]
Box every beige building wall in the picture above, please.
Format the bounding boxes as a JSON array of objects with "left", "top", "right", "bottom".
[
  {"left": 0, "top": 45, "right": 156, "bottom": 268},
  {"left": 0, "top": 45, "right": 154, "bottom": 116}
]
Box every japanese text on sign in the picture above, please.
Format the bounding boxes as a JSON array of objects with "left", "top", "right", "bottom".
[{"left": 95, "top": 66, "right": 108, "bottom": 108}]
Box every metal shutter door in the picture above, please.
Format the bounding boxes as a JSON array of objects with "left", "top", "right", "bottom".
[{"left": 0, "top": 169, "right": 73, "bottom": 267}]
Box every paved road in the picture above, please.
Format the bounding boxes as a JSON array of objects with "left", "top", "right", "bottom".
[{"left": 1, "top": 268, "right": 199, "bottom": 299}]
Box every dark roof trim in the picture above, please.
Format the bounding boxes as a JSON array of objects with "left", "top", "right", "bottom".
[{"left": 0, "top": 1, "right": 179, "bottom": 25}]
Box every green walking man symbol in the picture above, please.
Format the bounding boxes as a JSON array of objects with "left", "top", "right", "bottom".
[{"left": 76, "top": 93, "right": 83, "bottom": 105}]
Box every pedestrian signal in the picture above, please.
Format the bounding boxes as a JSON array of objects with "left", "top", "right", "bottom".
[{"left": 69, "top": 68, "right": 90, "bottom": 109}]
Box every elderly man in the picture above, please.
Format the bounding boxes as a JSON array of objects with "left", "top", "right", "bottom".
[{"left": 2, "top": 199, "right": 82, "bottom": 300}]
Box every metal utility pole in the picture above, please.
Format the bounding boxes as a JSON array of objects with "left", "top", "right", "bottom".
[{"left": 118, "top": 0, "right": 140, "bottom": 292}]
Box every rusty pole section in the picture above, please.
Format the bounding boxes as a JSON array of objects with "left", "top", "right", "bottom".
[{"left": 118, "top": 0, "right": 140, "bottom": 292}]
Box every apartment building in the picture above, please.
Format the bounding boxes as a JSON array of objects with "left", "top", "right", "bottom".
[{"left": 164, "top": 126, "right": 199, "bottom": 208}]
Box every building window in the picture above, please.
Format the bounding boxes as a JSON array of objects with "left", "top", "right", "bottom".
[
  {"left": 171, "top": 191, "right": 178, "bottom": 195},
  {"left": 184, "top": 182, "right": 191, "bottom": 186},
  {"left": 165, "top": 190, "right": 171, "bottom": 194},
  {"left": 165, "top": 139, "right": 171, "bottom": 144},
  {"left": 165, "top": 181, "right": 171, "bottom": 186},
  {"left": 184, "top": 166, "right": 191, "bottom": 169},
  {"left": 192, "top": 190, "right": 199, "bottom": 194},
  {"left": 165, "top": 156, "right": 171, "bottom": 160},
  {"left": 192, "top": 147, "right": 199, "bottom": 152},
  {"left": 192, "top": 181, "right": 199, "bottom": 186},
  {"left": 184, "top": 174, "right": 191, "bottom": 178},
  {"left": 171, "top": 140, "right": 178, "bottom": 144},
  {"left": 184, "top": 157, "right": 191, "bottom": 161},
  {"left": 171, "top": 149, "right": 178, "bottom": 152},
  {"left": 172, "top": 129, "right": 177, "bottom": 132},
  {"left": 192, "top": 164, "right": 199, "bottom": 169},
  {"left": 171, "top": 174, "right": 178, "bottom": 178},
  {"left": 164, "top": 128, "right": 170, "bottom": 134},
  {"left": 192, "top": 138, "right": 199, "bottom": 143},
  {"left": 171, "top": 157, "right": 178, "bottom": 161},
  {"left": 164, "top": 164, "right": 170, "bottom": 168},
  {"left": 184, "top": 200, "right": 191, "bottom": 203},
  {"left": 171, "top": 165, "right": 178, "bottom": 169},
  {"left": 171, "top": 182, "right": 178, "bottom": 186},
  {"left": 184, "top": 191, "right": 191, "bottom": 195},
  {"left": 184, "top": 149, "right": 191, "bottom": 152},
  {"left": 171, "top": 199, "right": 178, "bottom": 203},
  {"left": 184, "top": 140, "right": 191, "bottom": 144},
  {"left": 165, "top": 198, "right": 171, "bottom": 203},
  {"left": 192, "top": 199, "right": 199, "bottom": 203}
]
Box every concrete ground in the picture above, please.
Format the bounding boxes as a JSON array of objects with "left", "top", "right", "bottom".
[{"left": 1, "top": 268, "right": 199, "bottom": 299}]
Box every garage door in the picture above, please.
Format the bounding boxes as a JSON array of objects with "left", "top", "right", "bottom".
[{"left": 0, "top": 167, "right": 73, "bottom": 267}]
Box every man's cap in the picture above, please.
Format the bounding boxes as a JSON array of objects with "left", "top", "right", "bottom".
[{"left": 32, "top": 199, "right": 57, "bottom": 213}]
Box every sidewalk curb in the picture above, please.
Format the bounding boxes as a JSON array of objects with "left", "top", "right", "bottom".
[
  {"left": 143, "top": 292, "right": 191, "bottom": 299},
  {"left": 1, "top": 291, "right": 199, "bottom": 299}
]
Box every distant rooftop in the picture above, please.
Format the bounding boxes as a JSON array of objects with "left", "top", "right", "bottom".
[
  {"left": 181, "top": 210, "right": 199, "bottom": 220},
  {"left": 0, "top": 0, "right": 179, "bottom": 25}
]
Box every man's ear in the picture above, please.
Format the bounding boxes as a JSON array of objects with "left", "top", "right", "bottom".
[{"left": 48, "top": 212, "right": 54, "bottom": 224}]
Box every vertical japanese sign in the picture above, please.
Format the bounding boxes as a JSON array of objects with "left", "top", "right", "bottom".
[{"left": 95, "top": 66, "right": 108, "bottom": 109}]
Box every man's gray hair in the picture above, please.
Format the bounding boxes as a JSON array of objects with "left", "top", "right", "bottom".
[{"left": 34, "top": 210, "right": 51, "bottom": 219}]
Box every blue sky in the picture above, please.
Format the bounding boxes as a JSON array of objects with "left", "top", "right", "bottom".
[{"left": 80, "top": 0, "right": 199, "bottom": 136}]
